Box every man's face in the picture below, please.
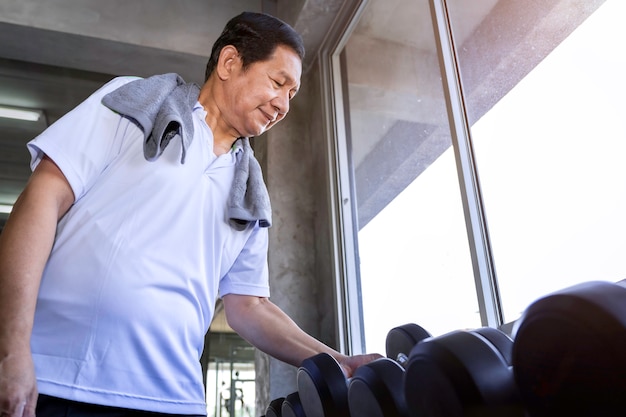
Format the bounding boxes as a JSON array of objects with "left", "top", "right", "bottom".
[{"left": 222, "top": 44, "right": 302, "bottom": 138}]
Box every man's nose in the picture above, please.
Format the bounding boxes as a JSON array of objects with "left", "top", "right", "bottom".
[{"left": 272, "top": 93, "right": 290, "bottom": 116}]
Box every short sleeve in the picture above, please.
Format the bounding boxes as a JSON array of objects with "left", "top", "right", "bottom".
[
  {"left": 219, "top": 223, "right": 270, "bottom": 298},
  {"left": 27, "top": 76, "right": 141, "bottom": 201}
]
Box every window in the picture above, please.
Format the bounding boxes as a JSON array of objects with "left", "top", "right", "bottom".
[
  {"left": 447, "top": 0, "right": 626, "bottom": 323},
  {"left": 336, "top": 0, "right": 480, "bottom": 354},
  {"left": 333, "top": 0, "right": 626, "bottom": 353},
  {"left": 204, "top": 333, "right": 256, "bottom": 417}
]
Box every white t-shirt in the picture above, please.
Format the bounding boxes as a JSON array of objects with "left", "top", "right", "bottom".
[{"left": 27, "top": 77, "right": 270, "bottom": 414}]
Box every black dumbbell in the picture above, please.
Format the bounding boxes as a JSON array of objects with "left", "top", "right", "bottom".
[
  {"left": 386, "top": 323, "right": 434, "bottom": 367},
  {"left": 297, "top": 352, "right": 347, "bottom": 417},
  {"left": 404, "top": 327, "right": 524, "bottom": 417},
  {"left": 347, "top": 323, "right": 432, "bottom": 417},
  {"left": 282, "top": 391, "right": 307, "bottom": 417},
  {"left": 265, "top": 392, "right": 307, "bottom": 417},
  {"left": 265, "top": 397, "right": 285, "bottom": 417},
  {"left": 512, "top": 280, "right": 626, "bottom": 417},
  {"left": 297, "top": 323, "right": 431, "bottom": 417}
]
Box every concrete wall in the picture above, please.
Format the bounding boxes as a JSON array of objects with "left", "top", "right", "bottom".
[
  {"left": 253, "top": 50, "right": 340, "bottom": 408},
  {"left": 251, "top": 0, "right": 348, "bottom": 409}
]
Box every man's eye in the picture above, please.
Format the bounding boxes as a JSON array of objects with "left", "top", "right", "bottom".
[{"left": 273, "top": 79, "right": 283, "bottom": 87}]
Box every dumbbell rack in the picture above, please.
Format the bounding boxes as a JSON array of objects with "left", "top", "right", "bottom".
[{"left": 261, "top": 280, "right": 626, "bottom": 417}]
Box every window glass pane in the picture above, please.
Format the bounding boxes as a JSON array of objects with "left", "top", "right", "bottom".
[
  {"left": 448, "top": 0, "right": 626, "bottom": 323},
  {"left": 204, "top": 329, "right": 256, "bottom": 417},
  {"left": 340, "top": 0, "right": 480, "bottom": 354},
  {"left": 206, "top": 359, "right": 255, "bottom": 417}
]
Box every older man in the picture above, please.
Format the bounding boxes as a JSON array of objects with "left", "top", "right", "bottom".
[{"left": 0, "top": 12, "right": 378, "bottom": 417}]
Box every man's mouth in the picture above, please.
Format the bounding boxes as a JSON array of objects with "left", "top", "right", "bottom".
[{"left": 260, "top": 109, "right": 276, "bottom": 125}]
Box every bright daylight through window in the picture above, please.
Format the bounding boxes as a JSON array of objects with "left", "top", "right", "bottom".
[{"left": 340, "top": 0, "right": 626, "bottom": 354}]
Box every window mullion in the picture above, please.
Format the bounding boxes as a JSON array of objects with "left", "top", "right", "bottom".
[{"left": 429, "top": 0, "right": 504, "bottom": 328}]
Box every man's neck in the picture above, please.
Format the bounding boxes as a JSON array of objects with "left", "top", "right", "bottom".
[
  {"left": 197, "top": 78, "right": 239, "bottom": 156},
  {"left": 213, "top": 137, "right": 238, "bottom": 156}
]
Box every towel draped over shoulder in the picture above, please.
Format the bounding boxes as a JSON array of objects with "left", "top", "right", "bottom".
[{"left": 101, "top": 73, "right": 272, "bottom": 230}]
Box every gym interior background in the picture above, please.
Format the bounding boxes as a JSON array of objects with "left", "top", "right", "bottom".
[{"left": 0, "top": 0, "right": 624, "bottom": 415}]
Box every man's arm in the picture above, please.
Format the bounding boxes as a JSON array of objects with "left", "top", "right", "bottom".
[
  {"left": 222, "top": 294, "right": 381, "bottom": 377},
  {"left": 0, "top": 156, "right": 74, "bottom": 417}
]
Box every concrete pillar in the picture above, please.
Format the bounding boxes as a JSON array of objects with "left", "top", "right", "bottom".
[
  {"left": 253, "top": 65, "right": 340, "bottom": 409},
  {"left": 251, "top": 1, "right": 354, "bottom": 410}
]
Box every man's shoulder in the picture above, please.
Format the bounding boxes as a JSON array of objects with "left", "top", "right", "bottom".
[{"left": 97, "top": 75, "right": 143, "bottom": 95}]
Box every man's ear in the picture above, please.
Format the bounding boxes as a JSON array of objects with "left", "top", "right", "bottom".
[{"left": 216, "top": 45, "right": 240, "bottom": 81}]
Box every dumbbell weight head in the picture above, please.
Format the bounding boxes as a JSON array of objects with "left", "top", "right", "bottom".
[
  {"left": 297, "top": 323, "right": 431, "bottom": 417},
  {"left": 347, "top": 323, "right": 432, "bottom": 417},
  {"left": 265, "top": 397, "right": 285, "bottom": 417},
  {"left": 282, "top": 391, "right": 307, "bottom": 417},
  {"left": 297, "top": 352, "right": 349, "bottom": 417},
  {"left": 386, "top": 323, "right": 433, "bottom": 366},
  {"left": 348, "top": 357, "right": 407, "bottom": 417},
  {"left": 404, "top": 328, "right": 524, "bottom": 417},
  {"left": 512, "top": 280, "right": 626, "bottom": 417},
  {"left": 472, "top": 327, "right": 513, "bottom": 366}
]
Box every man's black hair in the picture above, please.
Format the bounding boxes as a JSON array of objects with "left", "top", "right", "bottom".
[{"left": 205, "top": 11, "right": 305, "bottom": 81}]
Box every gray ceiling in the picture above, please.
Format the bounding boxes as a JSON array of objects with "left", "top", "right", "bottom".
[{"left": 0, "top": 0, "right": 605, "bottom": 225}]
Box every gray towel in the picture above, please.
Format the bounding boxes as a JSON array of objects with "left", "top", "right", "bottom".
[
  {"left": 228, "top": 137, "right": 272, "bottom": 230},
  {"left": 101, "top": 73, "right": 272, "bottom": 229},
  {"left": 102, "top": 73, "right": 198, "bottom": 163}
]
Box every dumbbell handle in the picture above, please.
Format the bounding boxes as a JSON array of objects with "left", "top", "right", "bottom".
[
  {"left": 386, "top": 323, "right": 432, "bottom": 368},
  {"left": 394, "top": 352, "right": 410, "bottom": 367}
]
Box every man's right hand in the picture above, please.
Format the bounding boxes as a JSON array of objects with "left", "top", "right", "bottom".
[{"left": 0, "top": 349, "right": 37, "bottom": 417}]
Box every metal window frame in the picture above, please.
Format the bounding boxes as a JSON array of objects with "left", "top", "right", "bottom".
[
  {"left": 429, "top": 0, "right": 503, "bottom": 327},
  {"left": 318, "top": 0, "right": 505, "bottom": 353},
  {"left": 317, "top": 0, "right": 371, "bottom": 355}
]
